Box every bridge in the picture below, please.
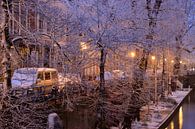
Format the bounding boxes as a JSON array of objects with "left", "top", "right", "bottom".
[{"left": 183, "top": 71, "right": 195, "bottom": 88}]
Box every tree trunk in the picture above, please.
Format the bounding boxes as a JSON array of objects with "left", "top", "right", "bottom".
[
  {"left": 173, "top": 35, "right": 182, "bottom": 78},
  {"left": 1, "top": 0, "right": 12, "bottom": 91},
  {"left": 133, "top": 0, "right": 163, "bottom": 90},
  {"left": 99, "top": 47, "right": 106, "bottom": 99},
  {"left": 161, "top": 49, "right": 166, "bottom": 99},
  {"left": 96, "top": 47, "right": 107, "bottom": 129},
  {"left": 124, "top": 0, "right": 163, "bottom": 127}
]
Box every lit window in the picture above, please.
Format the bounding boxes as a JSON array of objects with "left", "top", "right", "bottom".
[{"left": 80, "top": 42, "right": 88, "bottom": 51}]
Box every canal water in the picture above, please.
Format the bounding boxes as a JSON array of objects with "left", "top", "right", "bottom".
[
  {"left": 165, "top": 89, "right": 195, "bottom": 129},
  {"left": 59, "top": 107, "right": 96, "bottom": 129}
]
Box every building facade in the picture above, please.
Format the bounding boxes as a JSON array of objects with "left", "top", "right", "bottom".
[{"left": 6, "top": 0, "right": 54, "bottom": 69}]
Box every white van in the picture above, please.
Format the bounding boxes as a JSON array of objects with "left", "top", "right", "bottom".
[{"left": 11, "top": 68, "right": 58, "bottom": 95}]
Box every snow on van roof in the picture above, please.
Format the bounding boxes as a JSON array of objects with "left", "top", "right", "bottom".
[{"left": 15, "top": 67, "right": 57, "bottom": 72}]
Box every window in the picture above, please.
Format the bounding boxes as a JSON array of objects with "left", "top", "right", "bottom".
[
  {"left": 47, "top": 22, "right": 51, "bottom": 32},
  {"left": 51, "top": 72, "right": 57, "bottom": 79},
  {"left": 21, "top": 4, "right": 27, "bottom": 34},
  {"left": 39, "top": 18, "right": 44, "bottom": 31},
  {"left": 28, "top": 8, "right": 36, "bottom": 31},
  {"left": 45, "top": 72, "right": 51, "bottom": 80},
  {"left": 14, "top": 3, "right": 19, "bottom": 34},
  {"left": 37, "top": 72, "right": 44, "bottom": 80}
]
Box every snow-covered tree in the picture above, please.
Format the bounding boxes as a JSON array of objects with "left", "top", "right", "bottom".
[{"left": 1, "top": 0, "right": 12, "bottom": 91}]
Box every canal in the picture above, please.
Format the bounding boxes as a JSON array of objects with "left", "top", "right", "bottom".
[
  {"left": 165, "top": 89, "right": 195, "bottom": 129},
  {"left": 59, "top": 107, "right": 96, "bottom": 129}
]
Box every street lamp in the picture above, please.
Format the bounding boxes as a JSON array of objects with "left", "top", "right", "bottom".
[
  {"left": 151, "top": 55, "right": 156, "bottom": 73},
  {"left": 128, "top": 51, "right": 136, "bottom": 58},
  {"left": 130, "top": 52, "right": 136, "bottom": 58},
  {"left": 151, "top": 55, "right": 156, "bottom": 61}
]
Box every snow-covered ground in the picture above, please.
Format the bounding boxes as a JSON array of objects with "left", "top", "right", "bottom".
[{"left": 132, "top": 89, "right": 191, "bottom": 129}]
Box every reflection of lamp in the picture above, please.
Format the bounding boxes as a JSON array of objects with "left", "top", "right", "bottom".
[
  {"left": 171, "top": 60, "right": 174, "bottom": 63},
  {"left": 80, "top": 42, "right": 88, "bottom": 51},
  {"left": 179, "top": 107, "right": 183, "bottom": 129},
  {"left": 180, "top": 61, "right": 183, "bottom": 64},
  {"left": 171, "top": 121, "right": 174, "bottom": 129}
]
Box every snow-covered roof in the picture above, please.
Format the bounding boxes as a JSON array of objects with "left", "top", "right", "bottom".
[{"left": 15, "top": 67, "right": 57, "bottom": 73}]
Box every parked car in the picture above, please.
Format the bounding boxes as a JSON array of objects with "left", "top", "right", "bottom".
[
  {"left": 95, "top": 71, "right": 113, "bottom": 81},
  {"left": 59, "top": 73, "right": 81, "bottom": 83},
  {"left": 112, "top": 70, "right": 125, "bottom": 79},
  {"left": 11, "top": 68, "right": 58, "bottom": 95},
  {"left": 58, "top": 73, "right": 81, "bottom": 89},
  {"left": 95, "top": 70, "right": 125, "bottom": 81}
]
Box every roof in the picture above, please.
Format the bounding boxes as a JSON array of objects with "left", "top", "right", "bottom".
[{"left": 15, "top": 67, "right": 58, "bottom": 73}]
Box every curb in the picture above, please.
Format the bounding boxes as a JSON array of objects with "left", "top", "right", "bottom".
[{"left": 158, "top": 89, "right": 193, "bottom": 129}]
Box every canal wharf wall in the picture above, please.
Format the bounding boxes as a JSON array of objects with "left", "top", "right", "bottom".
[
  {"left": 132, "top": 88, "right": 192, "bottom": 129},
  {"left": 158, "top": 88, "right": 193, "bottom": 129}
]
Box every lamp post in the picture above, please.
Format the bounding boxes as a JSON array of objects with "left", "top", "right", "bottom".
[
  {"left": 128, "top": 51, "right": 136, "bottom": 77},
  {"left": 80, "top": 41, "right": 88, "bottom": 80},
  {"left": 130, "top": 51, "right": 136, "bottom": 65},
  {"left": 151, "top": 55, "right": 156, "bottom": 74},
  {"left": 151, "top": 55, "right": 158, "bottom": 105}
]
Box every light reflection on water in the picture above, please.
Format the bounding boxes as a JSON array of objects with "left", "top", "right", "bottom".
[
  {"left": 166, "top": 106, "right": 184, "bottom": 129},
  {"left": 170, "top": 121, "right": 174, "bottom": 129},
  {"left": 60, "top": 108, "right": 95, "bottom": 129},
  {"left": 165, "top": 106, "right": 183, "bottom": 129},
  {"left": 165, "top": 89, "right": 195, "bottom": 129},
  {"left": 179, "top": 107, "right": 183, "bottom": 129}
]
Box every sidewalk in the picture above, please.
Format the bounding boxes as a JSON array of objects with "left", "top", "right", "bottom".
[{"left": 132, "top": 88, "right": 192, "bottom": 129}]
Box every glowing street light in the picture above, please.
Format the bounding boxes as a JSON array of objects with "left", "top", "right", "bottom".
[
  {"left": 151, "top": 56, "right": 156, "bottom": 60},
  {"left": 127, "top": 51, "right": 136, "bottom": 58},
  {"left": 180, "top": 61, "right": 183, "bottom": 64},
  {"left": 171, "top": 60, "right": 174, "bottom": 63},
  {"left": 129, "top": 51, "right": 136, "bottom": 58},
  {"left": 131, "top": 52, "right": 136, "bottom": 58}
]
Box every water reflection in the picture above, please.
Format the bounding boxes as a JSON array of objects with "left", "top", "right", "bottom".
[
  {"left": 179, "top": 107, "right": 183, "bottom": 129},
  {"left": 165, "top": 106, "right": 184, "bottom": 129},
  {"left": 165, "top": 107, "right": 183, "bottom": 129},
  {"left": 60, "top": 108, "right": 95, "bottom": 129},
  {"left": 165, "top": 89, "right": 195, "bottom": 129},
  {"left": 170, "top": 121, "right": 174, "bottom": 129}
]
